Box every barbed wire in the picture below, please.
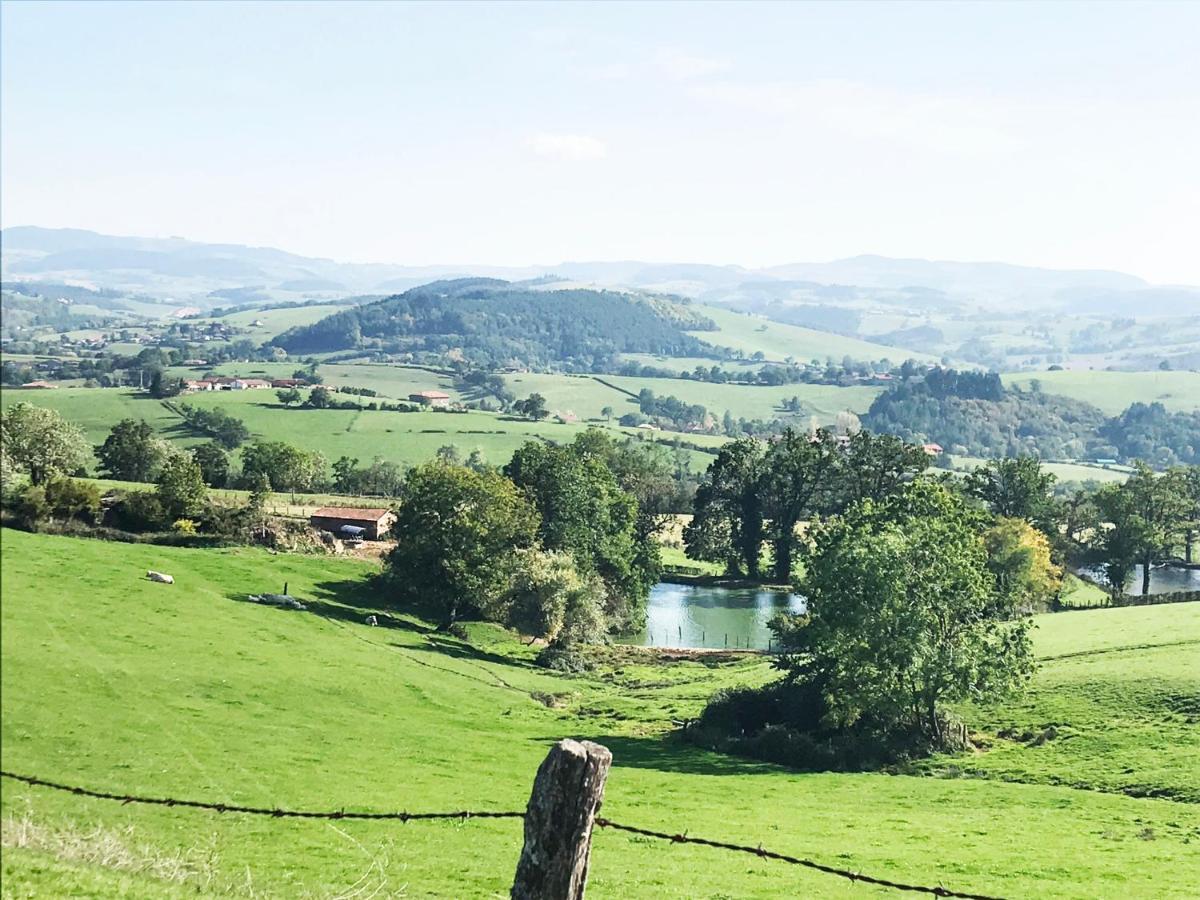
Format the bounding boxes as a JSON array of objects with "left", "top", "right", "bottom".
[
  {"left": 594, "top": 817, "right": 1005, "bottom": 900},
  {"left": 0, "top": 772, "right": 524, "bottom": 823},
  {"left": 3, "top": 770, "right": 1006, "bottom": 899}
]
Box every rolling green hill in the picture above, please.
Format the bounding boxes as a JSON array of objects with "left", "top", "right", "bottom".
[
  {"left": 691, "top": 306, "right": 941, "bottom": 364},
  {"left": 2, "top": 530, "right": 1197, "bottom": 897},
  {"left": 0, "top": 386, "right": 726, "bottom": 475},
  {"left": 1002, "top": 370, "right": 1200, "bottom": 415}
]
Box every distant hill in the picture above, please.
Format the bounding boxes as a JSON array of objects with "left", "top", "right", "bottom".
[
  {"left": 270, "top": 278, "right": 717, "bottom": 369},
  {"left": 5, "top": 226, "right": 1189, "bottom": 312}
]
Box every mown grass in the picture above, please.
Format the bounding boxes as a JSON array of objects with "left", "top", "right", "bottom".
[{"left": 1, "top": 529, "right": 1197, "bottom": 897}]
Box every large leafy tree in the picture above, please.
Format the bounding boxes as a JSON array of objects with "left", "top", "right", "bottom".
[
  {"left": 833, "top": 429, "right": 931, "bottom": 511},
  {"left": 384, "top": 462, "right": 538, "bottom": 626},
  {"left": 1090, "top": 482, "right": 1153, "bottom": 601},
  {"left": 156, "top": 451, "right": 208, "bottom": 520},
  {"left": 505, "top": 438, "right": 652, "bottom": 631},
  {"left": 0, "top": 402, "right": 90, "bottom": 485},
  {"left": 780, "top": 480, "right": 1033, "bottom": 743},
  {"left": 95, "top": 418, "right": 167, "bottom": 482},
  {"left": 238, "top": 440, "right": 328, "bottom": 493},
  {"left": 761, "top": 428, "right": 841, "bottom": 582},
  {"left": 1120, "top": 463, "right": 1191, "bottom": 595},
  {"left": 191, "top": 442, "right": 230, "bottom": 488},
  {"left": 684, "top": 438, "right": 766, "bottom": 577},
  {"left": 964, "top": 456, "right": 1057, "bottom": 530}
]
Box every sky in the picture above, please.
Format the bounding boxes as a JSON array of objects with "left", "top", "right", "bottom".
[{"left": 2, "top": 0, "right": 1198, "bottom": 283}]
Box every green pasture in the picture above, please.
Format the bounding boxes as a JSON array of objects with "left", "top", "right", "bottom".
[
  {"left": 0, "top": 387, "right": 724, "bottom": 475},
  {"left": 690, "top": 306, "right": 939, "bottom": 365},
  {"left": 1002, "top": 370, "right": 1200, "bottom": 415},
  {"left": 1, "top": 530, "right": 1197, "bottom": 897},
  {"left": 505, "top": 371, "right": 881, "bottom": 425}
]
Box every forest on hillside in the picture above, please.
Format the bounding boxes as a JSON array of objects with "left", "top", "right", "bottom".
[{"left": 270, "top": 279, "right": 717, "bottom": 370}]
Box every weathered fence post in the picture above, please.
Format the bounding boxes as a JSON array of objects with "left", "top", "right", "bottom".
[{"left": 512, "top": 739, "right": 612, "bottom": 900}]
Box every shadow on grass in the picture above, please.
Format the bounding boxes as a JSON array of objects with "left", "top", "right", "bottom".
[
  {"left": 535, "top": 733, "right": 774, "bottom": 777},
  {"left": 403, "top": 636, "right": 537, "bottom": 674}
]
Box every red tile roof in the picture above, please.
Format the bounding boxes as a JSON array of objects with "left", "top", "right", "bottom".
[{"left": 311, "top": 507, "right": 393, "bottom": 521}]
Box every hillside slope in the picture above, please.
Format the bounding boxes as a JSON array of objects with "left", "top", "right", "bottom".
[
  {"left": 270, "top": 279, "right": 716, "bottom": 368},
  {"left": 2, "top": 530, "right": 1197, "bottom": 897}
]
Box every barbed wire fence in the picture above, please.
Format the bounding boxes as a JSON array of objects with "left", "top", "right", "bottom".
[{"left": 2, "top": 750, "right": 1006, "bottom": 900}]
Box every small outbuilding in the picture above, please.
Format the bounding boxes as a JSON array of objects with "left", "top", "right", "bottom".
[{"left": 309, "top": 507, "right": 397, "bottom": 540}]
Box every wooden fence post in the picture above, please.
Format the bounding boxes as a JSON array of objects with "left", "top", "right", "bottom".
[{"left": 512, "top": 739, "right": 612, "bottom": 900}]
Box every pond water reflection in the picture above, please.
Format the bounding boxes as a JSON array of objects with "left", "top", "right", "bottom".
[{"left": 626, "top": 582, "right": 805, "bottom": 650}]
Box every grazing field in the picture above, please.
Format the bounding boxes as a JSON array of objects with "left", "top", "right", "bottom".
[
  {"left": 689, "top": 306, "right": 940, "bottom": 364},
  {"left": 167, "top": 361, "right": 462, "bottom": 402},
  {"left": 0, "top": 387, "right": 725, "bottom": 474},
  {"left": 951, "top": 455, "right": 1132, "bottom": 485},
  {"left": 505, "top": 371, "right": 882, "bottom": 425},
  {"left": 189, "top": 305, "right": 347, "bottom": 342},
  {"left": 2, "top": 529, "right": 1197, "bottom": 897},
  {"left": 1002, "top": 370, "right": 1200, "bottom": 415}
]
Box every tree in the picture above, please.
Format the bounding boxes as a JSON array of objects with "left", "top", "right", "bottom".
[
  {"left": 238, "top": 441, "right": 327, "bottom": 493},
  {"left": 305, "top": 385, "right": 333, "bottom": 408},
  {"left": 332, "top": 456, "right": 360, "bottom": 492},
  {"left": 833, "top": 430, "right": 930, "bottom": 511},
  {"left": 779, "top": 481, "right": 1033, "bottom": 743},
  {"left": 601, "top": 406, "right": 614, "bottom": 422},
  {"left": 436, "top": 444, "right": 461, "bottom": 464},
  {"left": 505, "top": 438, "right": 655, "bottom": 631},
  {"left": 148, "top": 370, "right": 183, "bottom": 398},
  {"left": 1090, "top": 482, "right": 1151, "bottom": 601},
  {"left": 965, "top": 456, "right": 1056, "bottom": 529},
  {"left": 983, "top": 518, "right": 1063, "bottom": 611},
  {"left": 192, "top": 442, "right": 230, "bottom": 488},
  {"left": 0, "top": 402, "right": 90, "bottom": 485},
  {"left": 501, "top": 549, "right": 606, "bottom": 646},
  {"left": 515, "top": 393, "right": 549, "bottom": 420},
  {"left": 1181, "top": 466, "right": 1200, "bottom": 565},
  {"left": 156, "top": 451, "right": 208, "bottom": 520},
  {"left": 95, "top": 419, "right": 167, "bottom": 482},
  {"left": 384, "top": 463, "right": 538, "bottom": 626},
  {"left": 685, "top": 438, "right": 766, "bottom": 577},
  {"left": 1121, "top": 463, "right": 1191, "bottom": 595},
  {"left": 761, "top": 428, "right": 840, "bottom": 582},
  {"left": 276, "top": 387, "right": 302, "bottom": 407}
]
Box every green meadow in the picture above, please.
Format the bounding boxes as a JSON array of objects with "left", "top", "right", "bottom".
[
  {"left": 689, "top": 306, "right": 940, "bottom": 365},
  {"left": 0, "top": 386, "right": 726, "bottom": 474},
  {"left": 504, "top": 372, "right": 882, "bottom": 425},
  {"left": 2, "top": 530, "right": 1197, "bottom": 897},
  {"left": 1002, "top": 370, "right": 1200, "bottom": 415}
]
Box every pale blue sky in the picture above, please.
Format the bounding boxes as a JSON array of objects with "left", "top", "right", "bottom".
[{"left": 2, "top": 1, "right": 1198, "bottom": 282}]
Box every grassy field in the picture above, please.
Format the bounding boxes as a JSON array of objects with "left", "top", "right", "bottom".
[
  {"left": 167, "top": 361, "right": 463, "bottom": 402},
  {"left": 0, "top": 387, "right": 726, "bottom": 475},
  {"left": 505, "top": 371, "right": 882, "bottom": 425},
  {"left": 2, "top": 529, "right": 1197, "bottom": 897},
  {"left": 951, "top": 455, "right": 1132, "bottom": 485},
  {"left": 690, "top": 306, "right": 940, "bottom": 365},
  {"left": 1002, "top": 370, "right": 1200, "bottom": 415}
]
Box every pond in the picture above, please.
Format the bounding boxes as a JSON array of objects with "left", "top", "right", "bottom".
[
  {"left": 1079, "top": 564, "right": 1200, "bottom": 595},
  {"left": 625, "top": 582, "right": 805, "bottom": 650}
]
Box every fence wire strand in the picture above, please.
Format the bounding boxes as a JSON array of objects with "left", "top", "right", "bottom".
[{"left": 2, "top": 770, "right": 1006, "bottom": 899}]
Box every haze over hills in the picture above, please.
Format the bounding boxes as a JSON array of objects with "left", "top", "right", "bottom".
[{"left": 4, "top": 226, "right": 1196, "bottom": 317}]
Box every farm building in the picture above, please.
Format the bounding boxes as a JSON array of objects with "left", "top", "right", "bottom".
[
  {"left": 408, "top": 390, "right": 451, "bottom": 408},
  {"left": 309, "top": 507, "right": 397, "bottom": 540}
]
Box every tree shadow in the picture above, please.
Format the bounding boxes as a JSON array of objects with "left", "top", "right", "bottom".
[
  {"left": 533, "top": 733, "right": 776, "bottom": 777},
  {"left": 406, "top": 635, "right": 537, "bottom": 672}
]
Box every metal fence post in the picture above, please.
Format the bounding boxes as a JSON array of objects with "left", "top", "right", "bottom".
[{"left": 512, "top": 739, "right": 612, "bottom": 900}]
